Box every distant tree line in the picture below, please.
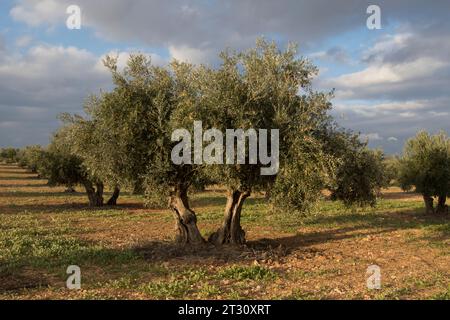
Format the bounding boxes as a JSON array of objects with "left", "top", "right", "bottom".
[{"left": 0, "top": 148, "right": 20, "bottom": 163}]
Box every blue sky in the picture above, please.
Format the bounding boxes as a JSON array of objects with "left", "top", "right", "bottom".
[{"left": 1, "top": 0, "right": 449, "bottom": 154}]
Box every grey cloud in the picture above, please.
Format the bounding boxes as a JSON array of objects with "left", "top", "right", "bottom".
[
  {"left": 11, "top": 1, "right": 450, "bottom": 60},
  {"left": 332, "top": 98, "right": 450, "bottom": 154},
  {"left": 0, "top": 44, "right": 167, "bottom": 147},
  {"left": 0, "top": 45, "right": 111, "bottom": 147},
  {"left": 364, "top": 23, "right": 450, "bottom": 65},
  {"left": 325, "top": 21, "right": 450, "bottom": 103},
  {"left": 311, "top": 46, "right": 351, "bottom": 64}
]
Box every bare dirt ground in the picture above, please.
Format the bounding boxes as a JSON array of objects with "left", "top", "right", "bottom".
[{"left": 0, "top": 164, "right": 449, "bottom": 300}]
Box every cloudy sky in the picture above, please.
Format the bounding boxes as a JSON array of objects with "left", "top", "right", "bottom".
[{"left": 0, "top": 0, "right": 449, "bottom": 153}]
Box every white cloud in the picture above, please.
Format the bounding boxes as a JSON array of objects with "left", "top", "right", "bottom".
[
  {"left": 334, "top": 100, "right": 427, "bottom": 118},
  {"left": 10, "top": 0, "right": 65, "bottom": 27},
  {"left": 5, "top": 0, "right": 450, "bottom": 152},
  {"left": 168, "top": 45, "right": 214, "bottom": 64},
  {"left": 331, "top": 57, "right": 448, "bottom": 98},
  {"left": 325, "top": 25, "right": 450, "bottom": 102},
  {"left": 362, "top": 33, "right": 413, "bottom": 62},
  {"left": 360, "top": 133, "right": 383, "bottom": 141}
]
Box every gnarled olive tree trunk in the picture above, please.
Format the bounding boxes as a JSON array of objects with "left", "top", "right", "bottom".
[
  {"left": 132, "top": 178, "right": 145, "bottom": 195},
  {"left": 106, "top": 186, "right": 121, "bottom": 206},
  {"left": 82, "top": 180, "right": 104, "bottom": 207},
  {"left": 209, "top": 189, "right": 250, "bottom": 245},
  {"left": 436, "top": 195, "right": 448, "bottom": 214},
  {"left": 169, "top": 185, "right": 205, "bottom": 245},
  {"left": 422, "top": 195, "right": 448, "bottom": 214},
  {"left": 423, "top": 195, "right": 435, "bottom": 214}
]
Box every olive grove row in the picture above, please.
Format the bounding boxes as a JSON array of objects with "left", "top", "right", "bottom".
[{"left": 2, "top": 40, "right": 448, "bottom": 246}]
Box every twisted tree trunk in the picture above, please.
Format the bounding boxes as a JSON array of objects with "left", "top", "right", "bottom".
[
  {"left": 132, "top": 178, "right": 145, "bottom": 195},
  {"left": 436, "top": 195, "right": 448, "bottom": 214},
  {"left": 209, "top": 189, "right": 250, "bottom": 245},
  {"left": 106, "top": 186, "right": 121, "bottom": 206},
  {"left": 83, "top": 180, "right": 104, "bottom": 207},
  {"left": 423, "top": 195, "right": 435, "bottom": 215},
  {"left": 169, "top": 185, "right": 205, "bottom": 245}
]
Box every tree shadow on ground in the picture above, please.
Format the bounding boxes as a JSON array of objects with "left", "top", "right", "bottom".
[
  {"left": 303, "top": 208, "right": 450, "bottom": 231},
  {"left": 0, "top": 191, "right": 85, "bottom": 198},
  {"left": 0, "top": 170, "right": 34, "bottom": 175},
  {"left": 0, "top": 184, "right": 50, "bottom": 188},
  {"left": 0, "top": 176, "right": 41, "bottom": 181},
  {"left": 381, "top": 191, "right": 422, "bottom": 200},
  {"left": 130, "top": 226, "right": 396, "bottom": 265},
  {"left": 0, "top": 201, "right": 146, "bottom": 214},
  {"left": 130, "top": 207, "right": 450, "bottom": 265},
  {"left": 248, "top": 226, "right": 396, "bottom": 249},
  {"left": 0, "top": 271, "right": 53, "bottom": 292}
]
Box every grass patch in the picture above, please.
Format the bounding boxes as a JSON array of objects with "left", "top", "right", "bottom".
[
  {"left": 431, "top": 286, "right": 450, "bottom": 300},
  {"left": 217, "top": 265, "right": 277, "bottom": 281},
  {"left": 141, "top": 279, "right": 192, "bottom": 299}
]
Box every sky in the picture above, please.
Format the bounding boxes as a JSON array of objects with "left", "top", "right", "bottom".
[{"left": 0, "top": 0, "right": 449, "bottom": 154}]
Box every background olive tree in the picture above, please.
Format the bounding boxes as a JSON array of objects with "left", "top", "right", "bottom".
[
  {"left": 398, "top": 131, "right": 450, "bottom": 214},
  {"left": 0, "top": 148, "right": 20, "bottom": 164},
  {"left": 17, "top": 145, "right": 45, "bottom": 174},
  {"left": 38, "top": 127, "right": 111, "bottom": 207},
  {"left": 65, "top": 55, "right": 205, "bottom": 244}
]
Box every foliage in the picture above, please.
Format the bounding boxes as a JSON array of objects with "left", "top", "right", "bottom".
[
  {"left": 397, "top": 131, "right": 450, "bottom": 214},
  {"left": 398, "top": 131, "right": 450, "bottom": 197},
  {"left": 330, "top": 146, "right": 389, "bottom": 207},
  {"left": 170, "top": 39, "right": 340, "bottom": 222},
  {"left": 65, "top": 54, "right": 200, "bottom": 201},
  {"left": 0, "top": 148, "right": 20, "bottom": 163},
  {"left": 37, "top": 129, "right": 88, "bottom": 189},
  {"left": 17, "top": 145, "right": 45, "bottom": 173},
  {"left": 383, "top": 156, "right": 400, "bottom": 186}
]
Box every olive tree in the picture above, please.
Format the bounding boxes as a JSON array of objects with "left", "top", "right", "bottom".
[
  {"left": 67, "top": 55, "right": 205, "bottom": 244},
  {"left": 59, "top": 113, "right": 121, "bottom": 204},
  {"left": 177, "top": 39, "right": 387, "bottom": 245},
  {"left": 173, "top": 40, "right": 337, "bottom": 245},
  {"left": 17, "top": 145, "right": 45, "bottom": 173},
  {"left": 330, "top": 147, "right": 388, "bottom": 207},
  {"left": 40, "top": 127, "right": 110, "bottom": 207},
  {"left": 398, "top": 131, "right": 450, "bottom": 214}
]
